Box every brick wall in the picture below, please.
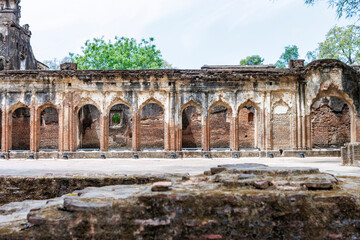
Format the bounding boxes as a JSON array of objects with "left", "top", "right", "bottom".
[
  {"left": 182, "top": 106, "right": 202, "bottom": 149},
  {"left": 78, "top": 105, "right": 101, "bottom": 149},
  {"left": 12, "top": 107, "right": 30, "bottom": 150},
  {"left": 39, "top": 107, "right": 58, "bottom": 149},
  {"left": 272, "top": 113, "right": 291, "bottom": 150},
  {"left": 210, "top": 106, "right": 230, "bottom": 149},
  {"left": 238, "top": 107, "right": 255, "bottom": 148},
  {"left": 140, "top": 103, "right": 164, "bottom": 149},
  {"left": 311, "top": 97, "right": 350, "bottom": 148},
  {"left": 109, "top": 104, "right": 132, "bottom": 149}
]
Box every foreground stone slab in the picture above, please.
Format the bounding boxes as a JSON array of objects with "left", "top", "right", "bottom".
[{"left": 0, "top": 164, "right": 359, "bottom": 239}]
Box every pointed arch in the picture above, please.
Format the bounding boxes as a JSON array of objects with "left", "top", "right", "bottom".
[
  {"left": 11, "top": 105, "right": 31, "bottom": 150},
  {"left": 139, "top": 98, "right": 165, "bottom": 150},
  {"left": 38, "top": 103, "right": 59, "bottom": 150},
  {"left": 77, "top": 104, "right": 101, "bottom": 150},
  {"left": 271, "top": 99, "right": 291, "bottom": 150},
  {"left": 209, "top": 99, "right": 233, "bottom": 115},
  {"left": 106, "top": 98, "right": 132, "bottom": 115},
  {"left": 37, "top": 101, "right": 58, "bottom": 112},
  {"left": 75, "top": 98, "right": 103, "bottom": 116},
  {"left": 310, "top": 86, "right": 354, "bottom": 149},
  {"left": 108, "top": 101, "right": 132, "bottom": 150},
  {"left": 8, "top": 101, "right": 29, "bottom": 114},
  {"left": 209, "top": 100, "right": 232, "bottom": 149},
  {"left": 310, "top": 85, "right": 355, "bottom": 114},
  {"left": 238, "top": 100, "right": 260, "bottom": 149},
  {"left": 181, "top": 100, "right": 203, "bottom": 149},
  {"left": 138, "top": 97, "right": 165, "bottom": 113},
  {"left": 307, "top": 85, "right": 357, "bottom": 148},
  {"left": 181, "top": 100, "right": 203, "bottom": 115}
]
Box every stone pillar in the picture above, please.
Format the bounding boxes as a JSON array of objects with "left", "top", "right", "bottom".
[
  {"left": 132, "top": 110, "right": 140, "bottom": 151},
  {"left": 58, "top": 107, "right": 64, "bottom": 152},
  {"left": 305, "top": 115, "right": 312, "bottom": 149},
  {"left": 176, "top": 125, "right": 182, "bottom": 151},
  {"left": 351, "top": 113, "right": 360, "bottom": 143},
  {"left": 167, "top": 91, "right": 177, "bottom": 151},
  {"left": 231, "top": 116, "right": 238, "bottom": 151},
  {"left": 300, "top": 82, "right": 307, "bottom": 150},
  {"left": 202, "top": 115, "right": 210, "bottom": 151},
  {"left": 30, "top": 106, "right": 39, "bottom": 152},
  {"left": 264, "top": 92, "right": 272, "bottom": 150},
  {"left": 100, "top": 115, "right": 109, "bottom": 151},
  {"left": 1, "top": 107, "right": 9, "bottom": 152},
  {"left": 62, "top": 93, "right": 76, "bottom": 152},
  {"left": 292, "top": 94, "right": 298, "bottom": 149}
]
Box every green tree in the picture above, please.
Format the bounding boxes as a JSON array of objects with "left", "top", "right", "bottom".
[
  {"left": 69, "top": 37, "right": 168, "bottom": 70},
  {"left": 240, "top": 55, "right": 264, "bottom": 65},
  {"left": 305, "top": 0, "right": 360, "bottom": 19},
  {"left": 307, "top": 25, "right": 360, "bottom": 64},
  {"left": 275, "top": 45, "right": 299, "bottom": 69}
]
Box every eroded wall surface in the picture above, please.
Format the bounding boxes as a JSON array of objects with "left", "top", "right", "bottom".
[{"left": 0, "top": 59, "right": 358, "bottom": 153}]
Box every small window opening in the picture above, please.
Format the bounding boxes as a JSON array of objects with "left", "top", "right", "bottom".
[
  {"left": 248, "top": 112, "right": 254, "bottom": 122},
  {"left": 112, "top": 113, "right": 121, "bottom": 125}
]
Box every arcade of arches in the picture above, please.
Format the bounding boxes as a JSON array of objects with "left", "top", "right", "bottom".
[{"left": 0, "top": 59, "right": 359, "bottom": 161}]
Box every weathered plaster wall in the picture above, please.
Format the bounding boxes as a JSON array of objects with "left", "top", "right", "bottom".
[{"left": 0, "top": 60, "right": 358, "bottom": 153}]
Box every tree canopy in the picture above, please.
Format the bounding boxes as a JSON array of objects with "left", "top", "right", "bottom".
[
  {"left": 240, "top": 55, "right": 264, "bottom": 65},
  {"left": 275, "top": 45, "right": 299, "bottom": 69},
  {"left": 306, "top": 25, "right": 360, "bottom": 64},
  {"left": 305, "top": 0, "right": 360, "bottom": 19},
  {"left": 69, "top": 37, "right": 168, "bottom": 70}
]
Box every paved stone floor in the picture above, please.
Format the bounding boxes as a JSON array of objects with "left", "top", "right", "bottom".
[{"left": 0, "top": 157, "right": 358, "bottom": 177}]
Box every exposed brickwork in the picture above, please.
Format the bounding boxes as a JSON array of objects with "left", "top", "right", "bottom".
[
  {"left": 109, "top": 104, "right": 132, "bottom": 149},
  {"left": 210, "top": 106, "right": 230, "bottom": 149},
  {"left": 11, "top": 107, "right": 30, "bottom": 150},
  {"left": 238, "top": 107, "right": 255, "bottom": 148},
  {"left": 182, "top": 106, "right": 202, "bottom": 149},
  {"left": 39, "top": 107, "right": 58, "bottom": 149},
  {"left": 272, "top": 113, "right": 291, "bottom": 150},
  {"left": 311, "top": 97, "right": 350, "bottom": 148},
  {"left": 140, "top": 103, "right": 164, "bottom": 149},
  {"left": 0, "top": 59, "right": 357, "bottom": 154},
  {"left": 78, "top": 105, "right": 101, "bottom": 149}
]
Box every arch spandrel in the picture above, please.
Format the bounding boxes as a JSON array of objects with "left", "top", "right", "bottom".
[
  {"left": 106, "top": 98, "right": 132, "bottom": 115},
  {"left": 305, "top": 62, "right": 360, "bottom": 116},
  {"left": 74, "top": 98, "right": 102, "bottom": 116},
  {"left": 237, "top": 100, "right": 261, "bottom": 116}
]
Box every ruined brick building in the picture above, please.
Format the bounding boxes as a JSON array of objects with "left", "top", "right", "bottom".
[{"left": 0, "top": 1, "right": 359, "bottom": 164}]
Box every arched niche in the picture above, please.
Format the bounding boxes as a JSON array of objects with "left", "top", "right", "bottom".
[
  {"left": 39, "top": 107, "right": 59, "bottom": 150},
  {"left": 311, "top": 96, "right": 351, "bottom": 148},
  {"left": 12, "top": 107, "right": 30, "bottom": 150},
  {"left": 182, "top": 105, "right": 202, "bottom": 149},
  {"left": 109, "top": 104, "right": 132, "bottom": 149},
  {"left": 77, "top": 104, "right": 101, "bottom": 150},
  {"left": 272, "top": 101, "right": 291, "bottom": 150},
  {"left": 238, "top": 106, "right": 256, "bottom": 148},
  {"left": 210, "top": 104, "right": 231, "bottom": 149},
  {"left": 140, "top": 102, "right": 164, "bottom": 150}
]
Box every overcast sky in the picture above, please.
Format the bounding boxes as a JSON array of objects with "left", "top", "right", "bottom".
[{"left": 20, "top": 0, "right": 355, "bottom": 69}]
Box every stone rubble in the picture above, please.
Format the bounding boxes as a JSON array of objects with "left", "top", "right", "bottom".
[{"left": 0, "top": 163, "right": 358, "bottom": 239}]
